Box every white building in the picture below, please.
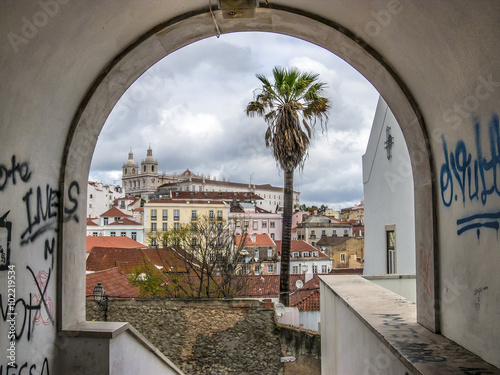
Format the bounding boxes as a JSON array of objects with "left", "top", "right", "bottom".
[
  {"left": 87, "top": 181, "right": 124, "bottom": 218},
  {"left": 276, "top": 240, "right": 332, "bottom": 276},
  {"left": 362, "top": 97, "right": 416, "bottom": 275},
  {"left": 86, "top": 207, "right": 144, "bottom": 243}
]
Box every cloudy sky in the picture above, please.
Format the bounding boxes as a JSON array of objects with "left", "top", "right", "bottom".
[{"left": 89, "top": 32, "right": 379, "bottom": 210}]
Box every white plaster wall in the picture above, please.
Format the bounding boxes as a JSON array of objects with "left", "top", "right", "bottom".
[
  {"left": 363, "top": 275, "right": 417, "bottom": 303},
  {"left": 320, "top": 282, "right": 413, "bottom": 375},
  {"left": 299, "top": 311, "right": 321, "bottom": 332},
  {"left": 363, "top": 97, "right": 416, "bottom": 275}
]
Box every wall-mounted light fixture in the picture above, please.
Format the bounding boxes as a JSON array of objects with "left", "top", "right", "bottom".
[
  {"left": 219, "top": 0, "right": 257, "bottom": 19},
  {"left": 93, "top": 282, "right": 109, "bottom": 321},
  {"left": 384, "top": 126, "right": 394, "bottom": 160}
]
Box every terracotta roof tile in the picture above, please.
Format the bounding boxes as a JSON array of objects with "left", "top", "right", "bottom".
[
  {"left": 100, "top": 207, "right": 132, "bottom": 217},
  {"left": 107, "top": 218, "right": 142, "bottom": 226},
  {"left": 86, "top": 267, "right": 140, "bottom": 299},
  {"left": 236, "top": 274, "right": 306, "bottom": 299},
  {"left": 235, "top": 234, "right": 275, "bottom": 247},
  {"left": 86, "top": 236, "right": 146, "bottom": 253}
]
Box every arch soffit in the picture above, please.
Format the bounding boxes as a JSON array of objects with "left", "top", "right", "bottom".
[{"left": 60, "top": 6, "right": 437, "bottom": 330}]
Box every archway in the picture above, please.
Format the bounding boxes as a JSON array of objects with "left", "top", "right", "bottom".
[{"left": 59, "top": 6, "right": 436, "bottom": 335}]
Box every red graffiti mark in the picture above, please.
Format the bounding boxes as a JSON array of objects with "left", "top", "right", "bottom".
[
  {"left": 419, "top": 250, "right": 432, "bottom": 297},
  {"left": 31, "top": 269, "right": 53, "bottom": 326}
]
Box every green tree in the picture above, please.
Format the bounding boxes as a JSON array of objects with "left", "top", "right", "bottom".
[{"left": 246, "top": 66, "right": 330, "bottom": 305}]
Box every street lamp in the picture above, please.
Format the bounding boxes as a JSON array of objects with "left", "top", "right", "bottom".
[{"left": 93, "top": 282, "right": 108, "bottom": 321}]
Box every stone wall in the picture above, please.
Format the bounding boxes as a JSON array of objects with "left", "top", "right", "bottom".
[
  {"left": 280, "top": 325, "right": 321, "bottom": 375},
  {"left": 87, "top": 299, "right": 284, "bottom": 375}
]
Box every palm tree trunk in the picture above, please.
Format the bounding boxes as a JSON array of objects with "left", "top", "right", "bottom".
[{"left": 280, "top": 169, "right": 294, "bottom": 306}]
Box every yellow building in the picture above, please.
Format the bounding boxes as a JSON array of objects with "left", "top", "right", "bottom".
[
  {"left": 144, "top": 199, "right": 229, "bottom": 246},
  {"left": 316, "top": 236, "right": 364, "bottom": 269}
]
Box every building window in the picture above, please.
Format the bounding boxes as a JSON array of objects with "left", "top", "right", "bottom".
[
  {"left": 110, "top": 232, "right": 116, "bottom": 237},
  {"left": 292, "top": 252, "right": 299, "bottom": 258},
  {"left": 236, "top": 219, "right": 240, "bottom": 228},
  {"left": 262, "top": 221, "right": 267, "bottom": 228},
  {"left": 340, "top": 253, "right": 346, "bottom": 263},
  {"left": 302, "top": 251, "right": 310, "bottom": 257},
  {"left": 120, "top": 232, "right": 126, "bottom": 237},
  {"left": 253, "top": 221, "right": 258, "bottom": 230},
  {"left": 254, "top": 249, "right": 259, "bottom": 260},
  {"left": 217, "top": 210, "right": 223, "bottom": 219},
  {"left": 209, "top": 252, "right": 214, "bottom": 263},
  {"left": 321, "top": 230, "right": 326, "bottom": 237},
  {"left": 131, "top": 232, "right": 137, "bottom": 241},
  {"left": 267, "top": 265, "right": 273, "bottom": 273},
  {"left": 174, "top": 222, "right": 179, "bottom": 230},
  {"left": 270, "top": 233, "right": 275, "bottom": 240},
  {"left": 270, "top": 221, "right": 275, "bottom": 228},
  {"left": 344, "top": 229, "right": 348, "bottom": 236},
  {"left": 321, "top": 265, "right": 327, "bottom": 273},
  {"left": 103, "top": 217, "right": 108, "bottom": 225},
  {"left": 312, "top": 242, "right": 316, "bottom": 247},
  {"left": 92, "top": 232, "right": 98, "bottom": 237},
  {"left": 209, "top": 210, "right": 214, "bottom": 219},
  {"left": 151, "top": 209, "right": 157, "bottom": 221},
  {"left": 241, "top": 265, "right": 247, "bottom": 274},
  {"left": 163, "top": 222, "right": 168, "bottom": 232},
  {"left": 191, "top": 210, "right": 197, "bottom": 220},
  {"left": 267, "top": 249, "right": 273, "bottom": 258},
  {"left": 312, "top": 251, "right": 318, "bottom": 257},
  {"left": 174, "top": 209, "right": 180, "bottom": 221},
  {"left": 162, "top": 209, "right": 167, "bottom": 220},
  {"left": 244, "top": 220, "right": 249, "bottom": 228},
  {"left": 151, "top": 222, "right": 157, "bottom": 231},
  {"left": 387, "top": 229, "right": 396, "bottom": 274},
  {"left": 292, "top": 266, "right": 298, "bottom": 274},
  {"left": 254, "top": 265, "right": 260, "bottom": 275},
  {"left": 89, "top": 194, "right": 93, "bottom": 199},
  {"left": 313, "top": 265, "right": 318, "bottom": 273},
  {"left": 120, "top": 201, "right": 125, "bottom": 209}
]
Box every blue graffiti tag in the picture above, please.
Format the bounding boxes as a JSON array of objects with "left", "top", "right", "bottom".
[{"left": 440, "top": 113, "right": 500, "bottom": 238}]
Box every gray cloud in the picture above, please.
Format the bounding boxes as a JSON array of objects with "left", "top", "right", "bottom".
[{"left": 90, "top": 32, "right": 379, "bottom": 209}]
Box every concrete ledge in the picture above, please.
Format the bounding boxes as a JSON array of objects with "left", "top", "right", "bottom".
[
  {"left": 61, "top": 321, "right": 130, "bottom": 338},
  {"left": 60, "top": 321, "right": 184, "bottom": 374},
  {"left": 363, "top": 274, "right": 416, "bottom": 280},
  {"left": 320, "top": 275, "right": 500, "bottom": 374}
]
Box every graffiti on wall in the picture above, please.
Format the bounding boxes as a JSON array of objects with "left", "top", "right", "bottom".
[
  {"left": 440, "top": 113, "right": 500, "bottom": 238},
  {"left": 0, "top": 155, "right": 80, "bottom": 372}
]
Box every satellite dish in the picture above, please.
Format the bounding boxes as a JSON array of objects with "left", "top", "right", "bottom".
[{"left": 295, "top": 280, "right": 304, "bottom": 289}]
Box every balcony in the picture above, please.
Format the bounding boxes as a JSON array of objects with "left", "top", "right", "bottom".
[{"left": 319, "top": 275, "right": 498, "bottom": 374}]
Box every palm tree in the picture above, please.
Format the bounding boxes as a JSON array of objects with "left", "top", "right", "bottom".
[{"left": 246, "top": 66, "right": 330, "bottom": 306}]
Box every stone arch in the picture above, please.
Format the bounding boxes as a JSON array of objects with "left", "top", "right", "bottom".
[{"left": 59, "top": 7, "right": 437, "bottom": 331}]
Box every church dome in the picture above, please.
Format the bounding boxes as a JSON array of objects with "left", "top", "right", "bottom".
[{"left": 124, "top": 149, "right": 138, "bottom": 167}]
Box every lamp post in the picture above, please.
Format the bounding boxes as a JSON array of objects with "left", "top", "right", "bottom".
[{"left": 93, "top": 282, "right": 109, "bottom": 321}]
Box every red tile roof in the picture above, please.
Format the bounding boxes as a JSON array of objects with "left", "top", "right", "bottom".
[
  {"left": 275, "top": 240, "right": 328, "bottom": 257},
  {"left": 235, "top": 234, "right": 275, "bottom": 247},
  {"left": 100, "top": 207, "right": 132, "bottom": 217},
  {"left": 86, "top": 267, "right": 140, "bottom": 299},
  {"left": 107, "top": 218, "right": 142, "bottom": 226},
  {"left": 237, "top": 274, "right": 307, "bottom": 299},
  {"left": 86, "top": 236, "right": 146, "bottom": 253},
  {"left": 86, "top": 246, "right": 194, "bottom": 274},
  {"left": 290, "top": 275, "right": 321, "bottom": 311},
  {"left": 87, "top": 218, "right": 99, "bottom": 226}
]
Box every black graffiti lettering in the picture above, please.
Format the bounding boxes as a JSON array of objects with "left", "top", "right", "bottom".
[
  {"left": 44, "top": 238, "right": 55, "bottom": 269},
  {"left": 20, "top": 186, "right": 59, "bottom": 246},
  {"left": 20, "top": 181, "right": 80, "bottom": 246},
  {"left": 402, "top": 343, "right": 446, "bottom": 363},
  {"left": 0, "top": 155, "right": 31, "bottom": 191},
  {"left": 63, "top": 180, "right": 79, "bottom": 223},
  {"left": 0, "top": 358, "right": 49, "bottom": 375}
]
